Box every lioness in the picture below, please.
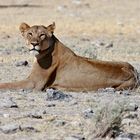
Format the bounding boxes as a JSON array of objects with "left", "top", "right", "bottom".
[{"left": 0, "top": 22, "right": 139, "bottom": 91}]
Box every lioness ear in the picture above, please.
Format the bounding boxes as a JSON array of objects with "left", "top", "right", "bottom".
[
  {"left": 46, "top": 22, "right": 55, "bottom": 37},
  {"left": 19, "top": 22, "right": 30, "bottom": 36}
]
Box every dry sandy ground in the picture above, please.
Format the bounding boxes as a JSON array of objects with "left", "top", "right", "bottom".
[{"left": 0, "top": 0, "right": 140, "bottom": 140}]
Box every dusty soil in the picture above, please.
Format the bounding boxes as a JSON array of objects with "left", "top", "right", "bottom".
[{"left": 0, "top": 0, "right": 140, "bottom": 140}]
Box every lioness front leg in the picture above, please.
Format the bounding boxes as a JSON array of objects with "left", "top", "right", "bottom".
[{"left": 0, "top": 79, "right": 35, "bottom": 90}]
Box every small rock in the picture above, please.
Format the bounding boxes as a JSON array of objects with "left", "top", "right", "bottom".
[
  {"left": 20, "top": 125, "right": 39, "bottom": 132},
  {"left": 124, "top": 103, "right": 138, "bottom": 112},
  {"left": 116, "top": 133, "right": 139, "bottom": 140},
  {"left": 121, "top": 118, "right": 131, "bottom": 126},
  {"left": 0, "top": 98, "right": 18, "bottom": 108},
  {"left": 115, "top": 90, "right": 131, "bottom": 96},
  {"left": 2, "top": 35, "right": 10, "bottom": 39},
  {"left": 69, "top": 100, "right": 78, "bottom": 105},
  {"left": 57, "top": 5, "right": 67, "bottom": 11},
  {"left": 98, "top": 87, "right": 115, "bottom": 93},
  {"left": 123, "top": 90, "right": 131, "bottom": 96},
  {"left": 0, "top": 124, "right": 20, "bottom": 134},
  {"left": 72, "top": 0, "right": 81, "bottom": 5},
  {"left": 27, "top": 111, "right": 43, "bottom": 119},
  {"left": 28, "top": 98, "right": 35, "bottom": 102},
  {"left": 46, "top": 116, "right": 56, "bottom": 122},
  {"left": 105, "top": 87, "right": 115, "bottom": 92},
  {"left": 90, "top": 40, "right": 105, "bottom": 47},
  {"left": 29, "top": 114, "right": 42, "bottom": 119},
  {"left": 70, "top": 121, "right": 82, "bottom": 128},
  {"left": 105, "top": 42, "right": 113, "bottom": 48},
  {"left": 3, "top": 113, "right": 10, "bottom": 118},
  {"left": 54, "top": 120, "right": 66, "bottom": 127},
  {"left": 65, "top": 136, "right": 85, "bottom": 140},
  {"left": 83, "top": 108, "right": 94, "bottom": 119},
  {"left": 15, "top": 60, "right": 28, "bottom": 67},
  {"left": 46, "top": 89, "right": 72, "bottom": 101},
  {"left": 115, "top": 91, "right": 123, "bottom": 94},
  {"left": 47, "top": 104, "right": 56, "bottom": 107},
  {"left": 4, "top": 49, "right": 11, "bottom": 55},
  {"left": 80, "top": 38, "right": 90, "bottom": 42},
  {"left": 19, "top": 89, "right": 32, "bottom": 94},
  {"left": 99, "top": 42, "right": 105, "bottom": 46},
  {"left": 125, "top": 113, "right": 138, "bottom": 119},
  {"left": 42, "top": 110, "right": 47, "bottom": 114}
]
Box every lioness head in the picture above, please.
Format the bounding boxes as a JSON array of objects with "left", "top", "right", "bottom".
[{"left": 19, "top": 22, "right": 55, "bottom": 55}]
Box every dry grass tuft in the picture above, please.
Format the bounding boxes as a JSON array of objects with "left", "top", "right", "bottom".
[
  {"left": 91, "top": 99, "right": 138, "bottom": 139},
  {"left": 93, "top": 103, "right": 124, "bottom": 138}
]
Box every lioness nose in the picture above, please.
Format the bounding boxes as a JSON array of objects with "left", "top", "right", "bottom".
[{"left": 31, "top": 42, "right": 39, "bottom": 46}]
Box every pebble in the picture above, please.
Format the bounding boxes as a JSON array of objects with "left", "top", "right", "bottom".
[
  {"left": 46, "top": 89, "right": 72, "bottom": 101},
  {"left": 122, "top": 90, "right": 131, "bottom": 96},
  {"left": 72, "top": 0, "right": 81, "bottom": 5},
  {"left": 3, "top": 113, "right": 10, "bottom": 118},
  {"left": 2, "top": 35, "right": 10, "bottom": 39},
  {"left": 113, "top": 90, "right": 131, "bottom": 96},
  {"left": 0, "top": 124, "right": 39, "bottom": 134},
  {"left": 20, "top": 125, "right": 39, "bottom": 132},
  {"left": 83, "top": 108, "right": 94, "bottom": 119},
  {"left": 98, "top": 87, "right": 115, "bottom": 94},
  {"left": 92, "top": 40, "right": 113, "bottom": 49},
  {"left": 105, "top": 42, "right": 113, "bottom": 48},
  {"left": 54, "top": 120, "right": 66, "bottom": 127},
  {"left": 124, "top": 103, "right": 138, "bottom": 112},
  {"left": 46, "top": 116, "right": 56, "bottom": 122},
  {"left": 80, "top": 38, "right": 90, "bottom": 42},
  {"left": 15, "top": 60, "right": 28, "bottom": 66},
  {"left": 125, "top": 113, "right": 138, "bottom": 119},
  {"left": 121, "top": 118, "right": 131, "bottom": 126},
  {"left": 57, "top": 5, "right": 67, "bottom": 12},
  {"left": 116, "top": 133, "right": 139, "bottom": 140},
  {"left": 47, "top": 103, "right": 56, "bottom": 107},
  {"left": 27, "top": 112, "right": 43, "bottom": 119},
  {"left": 0, "top": 124, "right": 20, "bottom": 134},
  {"left": 0, "top": 98, "right": 18, "bottom": 108},
  {"left": 65, "top": 136, "right": 85, "bottom": 140}
]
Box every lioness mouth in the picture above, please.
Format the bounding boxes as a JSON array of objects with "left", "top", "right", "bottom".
[
  {"left": 29, "top": 48, "right": 40, "bottom": 55},
  {"left": 29, "top": 48, "right": 40, "bottom": 53}
]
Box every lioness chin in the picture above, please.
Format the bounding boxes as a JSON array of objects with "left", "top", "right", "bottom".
[{"left": 0, "top": 22, "right": 139, "bottom": 91}]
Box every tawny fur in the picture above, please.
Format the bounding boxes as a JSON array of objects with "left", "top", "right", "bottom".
[{"left": 0, "top": 22, "right": 139, "bottom": 91}]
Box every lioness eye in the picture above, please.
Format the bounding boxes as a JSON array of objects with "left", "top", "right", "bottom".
[
  {"left": 40, "top": 34, "right": 46, "bottom": 39},
  {"left": 28, "top": 32, "right": 32, "bottom": 37}
]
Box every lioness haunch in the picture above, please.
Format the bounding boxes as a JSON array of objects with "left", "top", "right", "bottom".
[{"left": 0, "top": 22, "right": 139, "bottom": 91}]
